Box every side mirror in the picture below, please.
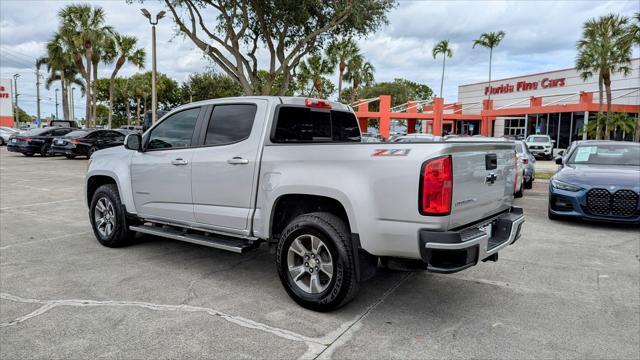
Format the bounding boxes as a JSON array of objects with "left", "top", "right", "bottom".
[
  {"left": 124, "top": 133, "right": 142, "bottom": 151},
  {"left": 555, "top": 157, "right": 563, "bottom": 165},
  {"left": 558, "top": 150, "right": 565, "bottom": 156}
]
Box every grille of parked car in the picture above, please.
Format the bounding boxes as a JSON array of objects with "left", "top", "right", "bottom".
[
  {"left": 529, "top": 145, "right": 543, "bottom": 150},
  {"left": 587, "top": 188, "right": 639, "bottom": 217}
]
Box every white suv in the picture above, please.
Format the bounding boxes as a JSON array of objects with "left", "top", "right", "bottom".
[{"left": 525, "top": 135, "right": 554, "bottom": 160}]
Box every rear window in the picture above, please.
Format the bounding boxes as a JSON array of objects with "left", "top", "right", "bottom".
[
  {"left": 22, "top": 128, "right": 50, "bottom": 136},
  {"left": 65, "top": 130, "right": 89, "bottom": 138},
  {"left": 272, "top": 106, "right": 360, "bottom": 143}
]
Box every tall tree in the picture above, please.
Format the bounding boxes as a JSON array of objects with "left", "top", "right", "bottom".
[
  {"left": 155, "top": 0, "right": 395, "bottom": 96},
  {"left": 326, "top": 39, "right": 360, "bottom": 101},
  {"left": 105, "top": 33, "right": 146, "bottom": 128},
  {"left": 181, "top": 72, "right": 243, "bottom": 102},
  {"left": 432, "top": 40, "right": 453, "bottom": 98},
  {"left": 58, "top": 4, "right": 112, "bottom": 127},
  {"left": 344, "top": 55, "right": 375, "bottom": 103},
  {"left": 37, "top": 34, "right": 76, "bottom": 120},
  {"left": 297, "top": 55, "right": 334, "bottom": 98},
  {"left": 576, "top": 14, "right": 632, "bottom": 139},
  {"left": 472, "top": 30, "right": 506, "bottom": 101}
]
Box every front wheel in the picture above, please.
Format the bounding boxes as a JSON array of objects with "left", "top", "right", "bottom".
[
  {"left": 90, "top": 184, "right": 135, "bottom": 247},
  {"left": 276, "top": 212, "right": 358, "bottom": 312}
]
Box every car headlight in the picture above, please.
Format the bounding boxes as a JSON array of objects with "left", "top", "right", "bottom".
[{"left": 551, "top": 179, "right": 582, "bottom": 192}]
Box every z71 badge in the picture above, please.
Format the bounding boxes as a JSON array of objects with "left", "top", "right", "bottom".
[{"left": 372, "top": 149, "right": 411, "bottom": 157}]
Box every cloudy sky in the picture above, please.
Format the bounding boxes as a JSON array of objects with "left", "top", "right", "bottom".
[{"left": 1, "top": 0, "right": 638, "bottom": 119}]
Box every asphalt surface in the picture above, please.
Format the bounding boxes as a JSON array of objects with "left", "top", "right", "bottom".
[{"left": 1, "top": 147, "right": 638, "bottom": 359}]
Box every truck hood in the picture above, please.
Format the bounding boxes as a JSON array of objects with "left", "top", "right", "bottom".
[
  {"left": 556, "top": 164, "right": 640, "bottom": 189},
  {"left": 91, "top": 145, "right": 127, "bottom": 159}
]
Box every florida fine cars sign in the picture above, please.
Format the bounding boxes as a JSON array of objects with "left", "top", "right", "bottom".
[{"left": 484, "top": 77, "right": 566, "bottom": 96}]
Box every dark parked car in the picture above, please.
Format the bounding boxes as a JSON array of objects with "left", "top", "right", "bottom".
[
  {"left": 549, "top": 141, "right": 640, "bottom": 224},
  {"left": 6, "top": 127, "right": 76, "bottom": 157},
  {"left": 50, "top": 129, "right": 127, "bottom": 159}
]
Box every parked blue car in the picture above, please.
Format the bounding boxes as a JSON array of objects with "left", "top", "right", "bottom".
[{"left": 548, "top": 141, "right": 640, "bottom": 224}]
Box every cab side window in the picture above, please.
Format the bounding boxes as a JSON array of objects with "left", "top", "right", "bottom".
[
  {"left": 147, "top": 108, "right": 200, "bottom": 150},
  {"left": 204, "top": 104, "right": 257, "bottom": 146}
]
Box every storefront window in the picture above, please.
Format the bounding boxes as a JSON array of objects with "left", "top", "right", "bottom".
[
  {"left": 547, "top": 113, "right": 560, "bottom": 148},
  {"left": 559, "top": 112, "right": 572, "bottom": 148},
  {"left": 571, "top": 112, "right": 584, "bottom": 143}
]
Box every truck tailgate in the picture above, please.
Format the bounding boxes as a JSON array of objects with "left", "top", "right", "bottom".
[{"left": 448, "top": 143, "right": 515, "bottom": 229}]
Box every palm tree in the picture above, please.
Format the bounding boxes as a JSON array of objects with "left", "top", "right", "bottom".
[
  {"left": 298, "top": 55, "right": 333, "bottom": 98},
  {"left": 326, "top": 39, "right": 360, "bottom": 102},
  {"left": 105, "top": 33, "right": 146, "bottom": 128},
  {"left": 58, "top": 4, "right": 112, "bottom": 127},
  {"left": 344, "top": 55, "right": 375, "bottom": 104},
  {"left": 576, "top": 14, "right": 632, "bottom": 140},
  {"left": 37, "top": 34, "right": 73, "bottom": 120},
  {"left": 432, "top": 40, "right": 453, "bottom": 98},
  {"left": 472, "top": 31, "right": 506, "bottom": 101}
]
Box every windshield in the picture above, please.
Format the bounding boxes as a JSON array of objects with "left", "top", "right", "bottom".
[
  {"left": 515, "top": 142, "right": 524, "bottom": 153},
  {"left": 527, "top": 136, "right": 549, "bottom": 143},
  {"left": 568, "top": 144, "right": 640, "bottom": 166},
  {"left": 22, "top": 128, "right": 50, "bottom": 136},
  {"left": 65, "top": 130, "right": 89, "bottom": 138}
]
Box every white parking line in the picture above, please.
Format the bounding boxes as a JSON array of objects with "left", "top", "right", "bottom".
[
  {"left": 0, "top": 231, "right": 92, "bottom": 250},
  {"left": 0, "top": 198, "right": 80, "bottom": 211}
]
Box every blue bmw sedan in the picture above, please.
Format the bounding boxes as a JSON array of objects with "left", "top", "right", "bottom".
[{"left": 548, "top": 141, "right": 640, "bottom": 224}]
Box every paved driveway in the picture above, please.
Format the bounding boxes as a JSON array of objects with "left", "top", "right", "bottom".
[{"left": 1, "top": 148, "right": 638, "bottom": 359}]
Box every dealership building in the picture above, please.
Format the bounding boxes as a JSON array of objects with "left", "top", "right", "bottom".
[
  {"left": 0, "top": 78, "right": 14, "bottom": 127},
  {"left": 354, "top": 58, "right": 639, "bottom": 148}
]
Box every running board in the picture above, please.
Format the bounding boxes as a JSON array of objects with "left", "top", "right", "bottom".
[{"left": 130, "top": 225, "right": 258, "bottom": 254}]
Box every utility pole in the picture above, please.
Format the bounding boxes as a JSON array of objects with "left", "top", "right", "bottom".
[
  {"left": 55, "top": 88, "right": 60, "bottom": 120},
  {"left": 35, "top": 69, "right": 42, "bottom": 127},
  {"left": 141, "top": 8, "right": 166, "bottom": 125},
  {"left": 12, "top": 73, "right": 20, "bottom": 129}
]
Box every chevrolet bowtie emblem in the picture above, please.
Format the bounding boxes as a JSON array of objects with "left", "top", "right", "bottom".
[{"left": 485, "top": 173, "right": 498, "bottom": 185}]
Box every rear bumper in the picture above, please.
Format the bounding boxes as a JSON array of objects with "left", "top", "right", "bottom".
[
  {"left": 51, "top": 145, "right": 82, "bottom": 156},
  {"left": 7, "top": 144, "right": 40, "bottom": 153},
  {"left": 418, "top": 207, "right": 525, "bottom": 273}
]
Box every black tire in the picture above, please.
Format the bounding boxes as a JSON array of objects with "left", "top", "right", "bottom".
[
  {"left": 23, "top": 153, "right": 34, "bottom": 157},
  {"left": 524, "top": 178, "right": 533, "bottom": 189},
  {"left": 548, "top": 208, "right": 561, "bottom": 220},
  {"left": 65, "top": 154, "right": 76, "bottom": 159},
  {"left": 514, "top": 178, "right": 524, "bottom": 198},
  {"left": 40, "top": 143, "right": 51, "bottom": 157},
  {"left": 89, "top": 184, "right": 135, "bottom": 247},
  {"left": 88, "top": 146, "right": 98, "bottom": 158},
  {"left": 276, "top": 212, "right": 358, "bottom": 312},
  {"left": 0, "top": 138, "right": 4, "bottom": 146}
]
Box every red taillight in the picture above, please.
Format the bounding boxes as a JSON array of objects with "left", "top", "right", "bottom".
[
  {"left": 522, "top": 158, "right": 528, "bottom": 164},
  {"left": 420, "top": 155, "right": 452, "bottom": 216},
  {"left": 22, "top": 137, "right": 32, "bottom": 142},
  {"left": 305, "top": 98, "right": 332, "bottom": 109},
  {"left": 69, "top": 139, "right": 80, "bottom": 144}
]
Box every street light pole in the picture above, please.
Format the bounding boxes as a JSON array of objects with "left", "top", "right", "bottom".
[
  {"left": 141, "top": 8, "right": 166, "bottom": 125},
  {"left": 71, "top": 87, "right": 76, "bottom": 121},
  {"left": 55, "top": 88, "right": 60, "bottom": 120},
  {"left": 12, "top": 73, "right": 20, "bottom": 129}
]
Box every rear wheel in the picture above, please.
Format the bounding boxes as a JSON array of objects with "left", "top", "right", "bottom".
[
  {"left": 40, "top": 144, "right": 51, "bottom": 157},
  {"left": 90, "top": 184, "right": 135, "bottom": 247},
  {"left": 0, "top": 138, "right": 4, "bottom": 146},
  {"left": 23, "top": 153, "right": 34, "bottom": 157},
  {"left": 65, "top": 154, "right": 76, "bottom": 159},
  {"left": 88, "top": 146, "right": 98, "bottom": 158},
  {"left": 524, "top": 178, "right": 533, "bottom": 189},
  {"left": 276, "top": 212, "right": 358, "bottom": 312}
]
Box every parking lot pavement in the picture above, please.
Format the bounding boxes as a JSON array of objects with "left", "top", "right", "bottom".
[
  {"left": 534, "top": 160, "right": 558, "bottom": 174},
  {"left": 1, "top": 147, "right": 638, "bottom": 359}
]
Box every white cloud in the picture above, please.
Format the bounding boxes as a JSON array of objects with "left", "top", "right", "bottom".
[{"left": 1, "top": 0, "right": 638, "bottom": 118}]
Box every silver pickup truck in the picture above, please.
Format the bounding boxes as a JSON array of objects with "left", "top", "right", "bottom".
[{"left": 85, "top": 97, "right": 524, "bottom": 311}]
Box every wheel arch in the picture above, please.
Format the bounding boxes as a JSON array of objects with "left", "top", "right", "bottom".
[{"left": 269, "top": 194, "right": 356, "bottom": 242}]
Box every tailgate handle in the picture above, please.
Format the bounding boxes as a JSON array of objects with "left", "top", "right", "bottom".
[{"left": 485, "top": 154, "right": 497, "bottom": 170}]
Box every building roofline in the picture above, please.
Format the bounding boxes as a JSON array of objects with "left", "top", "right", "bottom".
[{"left": 459, "top": 57, "right": 640, "bottom": 88}]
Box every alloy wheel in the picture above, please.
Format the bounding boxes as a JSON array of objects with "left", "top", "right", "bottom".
[
  {"left": 94, "top": 197, "right": 116, "bottom": 238},
  {"left": 286, "top": 234, "right": 334, "bottom": 294}
]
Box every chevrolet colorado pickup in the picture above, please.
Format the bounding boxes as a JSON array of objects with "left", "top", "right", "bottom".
[{"left": 85, "top": 97, "right": 525, "bottom": 311}]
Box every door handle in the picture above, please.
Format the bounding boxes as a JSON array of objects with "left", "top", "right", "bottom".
[
  {"left": 171, "top": 158, "right": 189, "bottom": 166},
  {"left": 227, "top": 157, "right": 249, "bottom": 165}
]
